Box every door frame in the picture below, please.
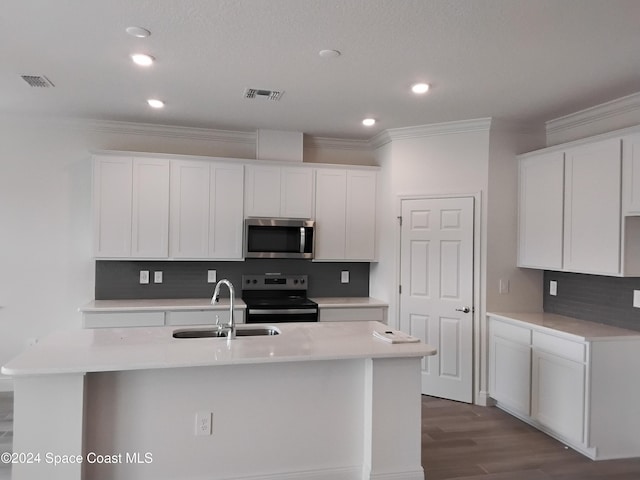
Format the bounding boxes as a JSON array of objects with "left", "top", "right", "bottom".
[{"left": 396, "top": 193, "right": 483, "bottom": 404}]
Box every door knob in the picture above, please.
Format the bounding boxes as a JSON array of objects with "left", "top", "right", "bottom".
[{"left": 455, "top": 306, "right": 471, "bottom": 313}]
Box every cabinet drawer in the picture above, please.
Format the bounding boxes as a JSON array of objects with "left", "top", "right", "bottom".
[
  {"left": 491, "top": 319, "right": 531, "bottom": 345},
  {"left": 83, "top": 311, "right": 165, "bottom": 328},
  {"left": 166, "top": 309, "right": 245, "bottom": 326},
  {"left": 319, "top": 307, "right": 385, "bottom": 322},
  {"left": 532, "top": 331, "right": 585, "bottom": 363}
]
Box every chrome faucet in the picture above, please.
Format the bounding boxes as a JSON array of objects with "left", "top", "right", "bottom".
[{"left": 211, "top": 279, "right": 235, "bottom": 340}]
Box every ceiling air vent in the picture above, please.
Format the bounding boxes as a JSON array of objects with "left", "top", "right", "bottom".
[
  {"left": 21, "top": 75, "right": 55, "bottom": 88},
  {"left": 243, "top": 88, "right": 283, "bottom": 101}
]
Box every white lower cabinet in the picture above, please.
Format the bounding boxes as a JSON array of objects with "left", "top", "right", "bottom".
[
  {"left": 488, "top": 314, "right": 640, "bottom": 460},
  {"left": 83, "top": 308, "right": 245, "bottom": 328},
  {"left": 318, "top": 306, "right": 387, "bottom": 323}
]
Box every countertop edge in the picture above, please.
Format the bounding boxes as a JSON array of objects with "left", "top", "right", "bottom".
[{"left": 487, "top": 311, "right": 640, "bottom": 341}]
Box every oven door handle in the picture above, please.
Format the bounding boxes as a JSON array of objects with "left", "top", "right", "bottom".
[{"left": 248, "top": 308, "right": 318, "bottom": 315}]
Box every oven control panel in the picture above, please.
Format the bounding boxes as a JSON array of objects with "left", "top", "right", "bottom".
[{"left": 242, "top": 274, "right": 308, "bottom": 290}]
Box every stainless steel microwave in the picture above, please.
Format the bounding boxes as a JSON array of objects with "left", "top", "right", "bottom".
[{"left": 244, "top": 218, "right": 315, "bottom": 259}]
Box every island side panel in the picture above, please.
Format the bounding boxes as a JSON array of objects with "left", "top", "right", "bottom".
[
  {"left": 83, "top": 360, "right": 367, "bottom": 480},
  {"left": 12, "top": 373, "right": 85, "bottom": 480},
  {"left": 363, "top": 357, "right": 424, "bottom": 480}
]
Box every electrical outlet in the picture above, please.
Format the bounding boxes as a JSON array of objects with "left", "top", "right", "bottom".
[
  {"left": 154, "top": 271, "right": 163, "bottom": 283},
  {"left": 549, "top": 280, "right": 557, "bottom": 296},
  {"left": 207, "top": 270, "right": 217, "bottom": 283},
  {"left": 139, "top": 270, "right": 150, "bottom": 284},
  {"left": 634, "top": 290, "right": 640, "bottom": 308},
  {"left": 341, "top": 271, "right": 349, "bottom": 284},
  {"left": 195, "top": 411, "right": 212, "bottom": 436},
  {"left": 499, "top": 279, "right": 510, "bottom": 294}
]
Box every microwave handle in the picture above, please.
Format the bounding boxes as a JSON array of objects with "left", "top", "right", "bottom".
[{"left": 300, "top": 227, "right": 306, "bottom": 253}]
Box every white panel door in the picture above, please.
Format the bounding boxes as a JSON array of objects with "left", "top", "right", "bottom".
[{"left": 400, "top": 197, "right": 474, "bottom": 402}]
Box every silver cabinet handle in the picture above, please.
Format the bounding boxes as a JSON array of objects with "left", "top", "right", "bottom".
[{"left": 455, "top": 307, "right": 471, "bottom": 313}]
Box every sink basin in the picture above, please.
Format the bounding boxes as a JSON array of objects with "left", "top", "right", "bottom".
[{"left": 172, "top": 325, "right": 280, "bottom": 339}]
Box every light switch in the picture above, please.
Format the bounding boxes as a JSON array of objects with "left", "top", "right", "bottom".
[
  {"left": 341, "top": 271, "right": 350, "bottom": 284},
  {"left": 207, "top": 270, "right": 217, "bottom": 283},
  {"left": 499, "top": 279, "right": 510, "bottom": 295},
  {"left": 154, "top": 271, "right": 163, "bottom": 283},
  {"left": 634, "top": 290, "right": 640, "bottom": 308},
  {"left": 139, "top": 270, "right": 150, "bottom": 284},
  {"left": 549, "top": 280, "right": 557, "bottom": 296}
]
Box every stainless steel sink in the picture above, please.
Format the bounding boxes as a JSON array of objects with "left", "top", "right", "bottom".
[{"left": 172, "top": 325, "right": 280, "bottom": 339}]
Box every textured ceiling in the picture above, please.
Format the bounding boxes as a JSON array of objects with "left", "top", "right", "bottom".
[{"left": 1, "top": 0, "right": 639, "bottom": 139}]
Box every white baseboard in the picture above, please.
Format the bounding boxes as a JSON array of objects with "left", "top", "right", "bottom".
[
  {"left": 367, "top": 469, "right": 425, "bottom": 480},
  {"left": 0, "top": 377, "right": 12, "bottom": 393}
]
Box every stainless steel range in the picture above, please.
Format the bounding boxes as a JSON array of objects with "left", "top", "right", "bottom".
[{"left": 242, "top": 274, "right": 318, "bottom": 323}]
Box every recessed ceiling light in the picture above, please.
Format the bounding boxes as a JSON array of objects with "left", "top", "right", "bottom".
[
  {"left": 362, "top": 118, "right": 376, "bottom": 127},
  {"left": 147, "top": 99, "right": 164, "bottom": 109},
  {"left": 126, "top": 26, "right": 151, "bottom": 38},
  {"left": 131, "top": 53, "right": 155, "bottom": 67},
  {"left": 319, "top": 49, "right": 341, "bottom": 58},
  {"left": 411, "top": 83, "right": 430, "bottom": 94}
]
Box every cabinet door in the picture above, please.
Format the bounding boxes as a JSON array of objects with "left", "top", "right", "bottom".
[
  {"left": 532, "top": 349, "right": 586, "bottom": 444},
  {"left": 489, "top": 319, "right": 532, "bottom": 416},
  {"left": 244, "top": 165, "right": 281, "bottom": 217},
  {"left": 93, "top": 156, "right": 133, "bottom": 257},
  {"left": 518, "top": 152, "right": 564, "bottom": 269},
  {"left": 623, "top": 133, "right": 640, "bottom": 215},
  {"left": 345, "top": 170, "right": 376, "bottom": 260},
  {"left": 281, "top": 167, "right": 313, "bottom": 218},
  {"left": 564, "top": 139, "right": 622, "bottom": 275},
  {"left": 131, "top": 158, "right": 170, "bottom": 258},
  {"left": 314, "top": 169, "right": 347, "bottom": 260},
  {"left": 209, "top": 164, "right": 244, "bottom": 259},
  {"left": 170, "top": 160, "right": 210, "bottom": 258}
]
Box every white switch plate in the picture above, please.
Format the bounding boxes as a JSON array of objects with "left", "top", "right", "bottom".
[
  {"left": 549, "top": 280, "right": 557, "bottom": 296},
  {"left": 499, "top": 279, "right": 510, "bottom": 294},
  {"left": 341, "top": 271, "right": 349, "bottom": 284},
  {"left": 139, "top": 270, "right": 150, "bottom": 284},
  {"left": 195, "top": 411, "right": 212, "bottom": 436},
  {"left": 154, "top": 271, "right": 163, "bottom": 283},
  {"left": 207, "top": 270, "right": 217, "bottom": 283},
  {"left": 634, "top": 290, "right": 640, "bottom": 308}
]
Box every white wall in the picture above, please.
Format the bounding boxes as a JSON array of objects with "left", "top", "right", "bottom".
[{"left": 0, "top": 116, "right": 374, "bottom": 390}]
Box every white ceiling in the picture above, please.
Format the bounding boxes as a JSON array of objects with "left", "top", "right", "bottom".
[{"left": 2, "top": 0, "right": 639, "bottom": 140}]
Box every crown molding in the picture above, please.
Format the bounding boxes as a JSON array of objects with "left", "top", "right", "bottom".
[
  {"left": 304, "top": 136, "right": 372, "bottom": 151},
  {"left": 546, "top": 92, "right": 640, "bottom": 137},
  {"left": 371, "top": 118, "right": 493, "bottom": 149}
]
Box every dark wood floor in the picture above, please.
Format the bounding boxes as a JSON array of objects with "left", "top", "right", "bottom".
[{"left": 421, "top": 396, "right": 640, "bottom": 480}]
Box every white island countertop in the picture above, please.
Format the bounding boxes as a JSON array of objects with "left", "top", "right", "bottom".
[{"left": 2, "top": 321, "right": 435, "bottom": 376}]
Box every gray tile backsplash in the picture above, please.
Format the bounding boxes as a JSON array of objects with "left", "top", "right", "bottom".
[
  {"left": 543, "top": 271, "right": 640, "bottom": 331},
  {"left": 95, "top": 260, "right": 370, "bottom": 299}
]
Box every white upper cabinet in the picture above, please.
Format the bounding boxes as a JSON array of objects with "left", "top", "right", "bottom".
[
  {"left": 244, "top": 165, "right": 313, "bottom": 219},
  {"left": 563, "top": 139, "right": 621, "bottom": 275},
  {"left": 518, "top": 152, "right": 564, "bottom": 269},
  {"left": 622, "top": 133, "right": 640, "bottom": 215},
  {"left": 170, "top": 160, "right": 244, "bottom": 260},
  {"left": 517, "top": 131, "right": 640, "bottom": 276},
  {"left": 93, "top": 155, "right": 169, "bottom": 258},
  {"left": 315, "top": 168, "right": 377, "bottom": 261},
  {"left": 209, "top": 164, "right": 244, "bottom": 259}
]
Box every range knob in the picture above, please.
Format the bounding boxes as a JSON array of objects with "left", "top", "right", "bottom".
[
  {"left": 300, "top": 278, "right": 305, "bottom": 284},
  {"left": 293, "top": 279, "right": 299, "bottom": 284},
  {"left": 252, "top": 279, "right": 258, "bottom": 284}
]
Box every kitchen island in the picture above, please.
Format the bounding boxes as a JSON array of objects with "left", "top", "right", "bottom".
[{"left": 2, "top": 321, "right": 435, "bottom": 480}]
